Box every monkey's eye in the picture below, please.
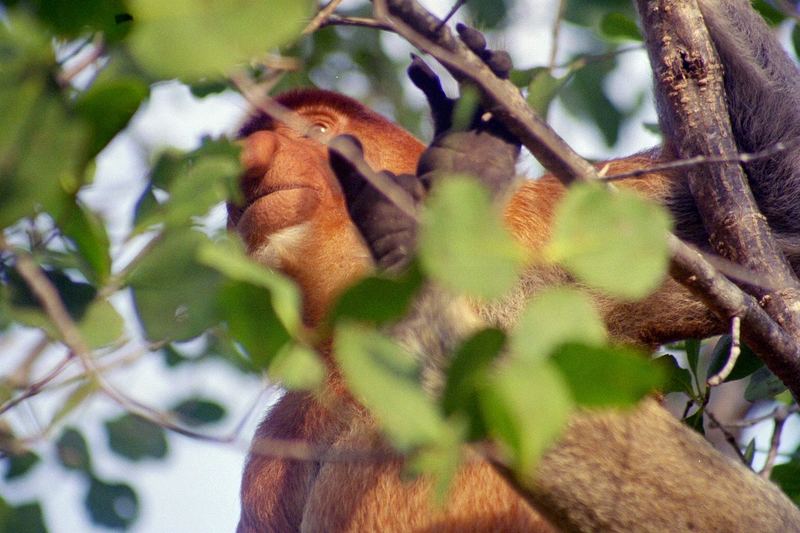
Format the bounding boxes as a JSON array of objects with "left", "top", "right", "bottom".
[{"left": 305, "top": 123, "right": 330, "bottom": 138}]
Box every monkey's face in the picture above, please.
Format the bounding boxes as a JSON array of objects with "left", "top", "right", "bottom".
[{"left": 227, "top": 90, "right": 423, "bottom": 321}]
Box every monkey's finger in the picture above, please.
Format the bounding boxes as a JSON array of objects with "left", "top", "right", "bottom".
[
  {"left": 456, "top": 23, "right": 512, "bottom": 79},
  {"left": 408, "top": 54, "right": 454, "bottom": 134}
]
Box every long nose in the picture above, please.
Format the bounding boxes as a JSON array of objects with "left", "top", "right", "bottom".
[{"left": 239, "top": 131, "right": 280, "bottom": 201}]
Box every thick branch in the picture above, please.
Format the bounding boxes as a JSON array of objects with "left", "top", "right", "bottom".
[{"left": 637, "top": 0, "right": 800, "bottom": 360}]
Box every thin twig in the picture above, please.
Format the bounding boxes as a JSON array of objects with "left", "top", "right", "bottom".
[
  {"left": 602, "top": 137, "right": 800, "bottom": 182},
  {"left": 760, "top": 406, "right": 789, "bottom": 479},
  {"left": 548, "top": 0, "right": 566, "bottom": 70},
  {"left": 304, "top": 0, "right": 345, "bottom": 35},
  {"left": 705, "top": 410, "right": 750, "bottom": 465},
  {"left": 0, "top": 352, "right": 75, "bottom": 416},
  {"left": 321, "top": 15, "right": 395, "bottom": 32},
  {"left": 707, "top": 316, "right": 742, "bottom": 387},
  {"left": 435, "top": 0, "right": 467, "bottom": 32}
]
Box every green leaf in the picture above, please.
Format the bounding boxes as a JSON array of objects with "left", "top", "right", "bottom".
[
  {"left": 481, "top": 359, "right": 572, "bottom": 475},
  {"left": 59, "top": 201, "right": 112, "bottom": 284},
  {"left": 441, "top": 328, "right": 506, "bottom": 440},
  {"left": 707, "top": 336, "right": 763, "bottom": 383},
  {"left": 198, "top": 238, "right": 301, "bottom": 335},
  {"left": 745, "top": 366, "right": 787, "bottom": 402},
  {"left": 50, "top": 381, "right": 99, "bottom": 427},
  {"left": 419, "top": 175, "right": 528, "bottom": 300},
  {"left": 11, "top": 0, "right": 130, "bottom": 39},
  {"left": 0, "top": 82, "right": 88, "bottom": 227},
  {"left": 743, "top": 438, "right": 756, "bottom": 468},
  {"left": 128, "top": 229, "right": 224, "bottom": 342},
  {"left": 74, "top": 77, "right": 149, "bottom": 161},
  {"left": 510, "top": 287, "right": 606, "bottom": 363},
  {"left": 268, "top": 343, "right": 326, "bottom": 390},
  {"left": 171, "top": 398, "right": 226, "bottom": 427},
  {"left": 793, "top": 24, "right": 800, "bottom": 60},
  {"left": 217, "top": 280, "right": 292, "bottom": 370},
  {"left": 56, "top": 427, "right": 92, "bottom": 473},
  {"left": 4, "top": 451, "right": 40, "bottom": 480},
  {"left": 683, "top": 338, "right": 702, "bottom": 378},
  {"left": 545, "top": 182, "right": 671, "bottom": 299},
  {"left": 330, "top": 262, "right": 422, "bottom": 326},
  {"left": 653, "top": 354, "right": 694, "bottom": 395},
  {"left": 465, "top": 0, "right": 510, "bottom": 29},
  {"left": 334, "top": 322, "right": 447, "bottom": 450},
  {"left": 78, "top": 299, "right": 125, "bottom": 348},
  {"left": 128, "top": 0, "right": 313, "bottom": 79},
  {"left": 526, "top": 68, "right": 568, "bottom": 119},
  {"left": 105, "top": 414, "right": 168, "bottom": 461},
  {"left": 85, "top": 477, "right": 139, "bottom": 529},
  {"left": 772, "top": 460, "right": 800, "bottom": 504},
  {"left": 551, "top": 343, "right": 665, "bottom": 407},
  {"left": 0, "top": 500, "right": 47, "bottom": 533},
  {"left": 599, "top": 12, "right": 642, "bottom": 42},
  {"left": 684, "top": 407, "right": 705, "bottom": 435}
]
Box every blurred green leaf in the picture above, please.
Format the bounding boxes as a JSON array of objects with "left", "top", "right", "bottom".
[
  {"left": 684, "top": 408, "right": 705, "bottom": 435},
  {"left": 8, "top": 0, "right": 130, "bottom": 38},
  {"left": 330, "top": 262, "right": 422, "bottom": 326},
  {"left": 545, "top": 183, "right": 671, "bottom": 299},
  {"left": 74, "top": 77, "right": 148, "bottom": 161},
  {"left": 481, "top": 359, "right": 572, "bottom": 475},
  {"left": 51, "top": 381, "right": 99, "bottom": 427},
  {"left": 171, "top": 398, "right": 226, "bottom": 427},
  {"left": 0, "top": 498, "right": 48, "bottom": 533},
  {"left": 599, "top": 12, "right": 642, "bottom": 41},
  {"left": 552, "top": 343, "right": 665, "bottom": 407},
  {"left": 683, "top": 338, "right": 702, "bottom": 378},
  {"left": 560, "top": 57, "right": 625, "bottom": 146},
  {"left": 128, "top": 229, "right": 224, "bottom": 341},
  {"left": 526, "top": 68, "right": 568, "bottom": 119},
  {"left": 772, "top": 460, "right": 800, "bottom": 504},
  {"left": 128, "top": 0, "right": 313, "bottom": 79},
  {"left": 465, "top": 0, "right": 510, "bottom": 29},
  {"left": 707, "top": 336, "right": 763, "bottom": 383},
  {"left": 77, "top": 299, "right": 125, "bottom": 348},
  {"left": 419, "top": 175, "right": 528, "bottom": 300},
  {"left": 59, "top": 201, "right": 112, "bottom": 284},
  {"left": 335, "top": 322, "right": 447, "bottom": 450},
  {"left": 105, "top": 414, "right": 168, "bottom": 461},
  {"left": 510, "top": 287, "right": 606, "bottom": 363},
  {"left": 85, "top": 477, "right": 138, "bottom": 529},
  {"left": 745, "top": 366, "right": 787, "bottom": 402},
  {"left": 268, "top": 343, "right": 326, "bottom": 390},
  {"left": 441, "top": 328, "right": 506, "bottom": 440},
  {"left": 56, "top": 427, "right": 92, "bottom": 473},
  {"left": 4, "top": 451, "right": 41, "bottom": 480},
  {"left": 137, "top": 142, "right": 240, "bottom": 232},
  {"left": 198, "top": 238, "right": 301, "bottom": 335},
  {"left": 752, "top": 0, "right": 786, "bottom": 25},
  {"left": 217, "top": 280, "right": 292, "bottom": 370},
  {"left": 564, "top": 0, "right": 635, "bottom": 27}
]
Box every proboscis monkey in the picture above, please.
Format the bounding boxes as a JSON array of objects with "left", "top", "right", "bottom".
[{"left": 229, "top": 1, "right": 800, "bottom": 531}]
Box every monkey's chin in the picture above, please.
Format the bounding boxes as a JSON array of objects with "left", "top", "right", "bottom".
[{"left": 236, "top": 188, "right": 320, "bottom": 252}]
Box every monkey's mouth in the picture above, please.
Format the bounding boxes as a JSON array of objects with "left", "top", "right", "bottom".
[{"left": 231, "top": 185, "right": 321, "bottom": 249}]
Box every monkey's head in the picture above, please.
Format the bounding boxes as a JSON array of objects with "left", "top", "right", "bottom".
[{"left": 228, "top": 89, "right": 424, "bottom": 323}]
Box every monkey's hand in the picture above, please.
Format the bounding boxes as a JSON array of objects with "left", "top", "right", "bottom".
[
  {"left": 408, "top": 23, "right": 520, "bottom": 199},
  {"left": 329, "top": 135, "right": 424, "bottom": 273}
]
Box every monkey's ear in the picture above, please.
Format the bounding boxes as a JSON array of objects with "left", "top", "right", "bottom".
[{"left": 329, "top": 135, "right": 424, "bottom": 273}]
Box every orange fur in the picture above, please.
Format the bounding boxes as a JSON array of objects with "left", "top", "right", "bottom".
[{"left": 231, "top": 90, "right": 742, "bottom": 532}]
